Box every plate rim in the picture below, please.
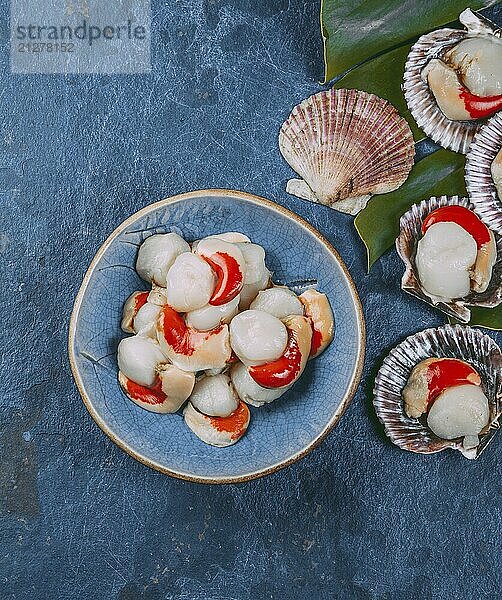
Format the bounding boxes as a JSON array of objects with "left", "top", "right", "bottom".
[{"left": 68, "top": 188, "right": 366, "bottom": 484}]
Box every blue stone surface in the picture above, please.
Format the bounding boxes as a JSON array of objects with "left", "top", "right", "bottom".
[{"left": 1, "top": 1, "right": 501, "bottom": 599}]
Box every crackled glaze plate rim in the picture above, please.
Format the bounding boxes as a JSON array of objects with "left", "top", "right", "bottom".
[{"left": 68, "top": 189, "right": 366, "bottom": 484}]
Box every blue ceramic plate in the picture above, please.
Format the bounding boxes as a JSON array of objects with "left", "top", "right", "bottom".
[{"left": 69, "top": 190, "right": 365, "bottom": 483}]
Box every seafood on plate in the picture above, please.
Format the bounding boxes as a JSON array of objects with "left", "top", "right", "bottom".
[
  {"left": 396, "top": 195, "right": 501, "bottom": 323},
  {"left": 403, "top": 358, "right": 489, "bottom": 450},
  {"left": 116, "top": 230, "right": 334, "bottom": 447}
]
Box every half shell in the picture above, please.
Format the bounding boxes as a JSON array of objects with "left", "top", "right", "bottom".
[
  {"left": 403, "top": 9, "right": 502, "bottom": 154},
  {"left": 465, "top": 112, "right": 502, "bottom": 235},
  {"left": 396, "top": 195, "right": 502, "bottom": 322},
  {"left": 373, "top": 324, "right": 502, "bottom": 459},
  {"left": 279, "top": 88, "right": 414, "bottom": 215}
]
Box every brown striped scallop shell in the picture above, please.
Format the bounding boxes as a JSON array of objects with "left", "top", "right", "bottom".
[
  {"left": 279, "top": 88, "right": 414, "bottom": 215},
  {"left": 374, "top": 324, "right": 502, "bottom": 459}
]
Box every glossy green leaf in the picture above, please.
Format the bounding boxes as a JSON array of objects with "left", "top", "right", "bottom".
[
  {"left": 333, "top": 45, "right": 422, "bottom": 140},
  {"left": 354, "top": 150, "right": 466, "bottom": 270},
  {"left": 355, "top": 152, "right": 502, "bottom": 330},
  {"left": 467, "top": 306, "right": 502, "bottom": 330},
  {"left": 321, "top": 0, "right": 496, "bottom": 83}
]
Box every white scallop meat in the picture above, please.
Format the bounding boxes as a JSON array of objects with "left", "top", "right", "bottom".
[
  {"left": 134, "top": 302, "right": 162, "bottom": 338},
  {"left": 189, "top": 374, "right": 239, "bottom": 417},
  {"left": 117, "top": 335, "right": 166, "bottom": 387},
  {"left": 186, "top": 296, "right": 240, "bottom": 331},
  {"left": 166, "top": 253, "right": 216, "bottom": 312},
  {"left": 415, "top": 221, "right": 477, "bottom": 299},
  {"left": 229, "top": 310, "right": 288, "bottom": 366},
  {"left": 250, "top": 286, "right": 304, "bottom": 320},
  {"left": 427, "top": 383, "right": 489, "bottom": 448},
  {"left": 136, "top": 233, "right": 190, "bottom": 287},
  {"left": 230, "top": 362, "right": 289, "bottom": 407}
]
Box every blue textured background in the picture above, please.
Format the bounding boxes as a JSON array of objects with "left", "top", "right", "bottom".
[{"left": 1, "top": 1, "right": 501, "bottom": 599}]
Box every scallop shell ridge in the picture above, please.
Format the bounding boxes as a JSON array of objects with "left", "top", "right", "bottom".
[
  {"left": 396, "top": 195, "right": 502, "bottom": 323},
  {"left": 279, "top": 88, "right": 414, "bottom": 215},
  {"left": 465, "top": 112, "right": 502, "bottom": 235},
  {"left": 403, "top": 10, "right": 501, "bottom": 154},
  {"left": 374, "top": 324, "right": 502, "bottom": 459}
]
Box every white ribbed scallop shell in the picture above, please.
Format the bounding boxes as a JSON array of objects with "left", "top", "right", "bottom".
[
  {"left": 403, "top": 9, "right": 501, "bottom": 154},
  {"left": 374, "top": 324, "right": 502, "bottom": 459},
  {"left": 466, "top": 112, "right": 502, "bottom": 235},
  {"left": 279, "top": 88, "right": 414, "bottom": 215},
  {"left": 396, "top": 195, "right": 502, "bottom": 323}
]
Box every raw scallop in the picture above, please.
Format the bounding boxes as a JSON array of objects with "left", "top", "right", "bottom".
[
  {"left": 445, "top": 36, "right": 502, "bottom": 97},
  {"left": 230, "top": 362, "right": 288, "bottom": 407},
  {"left": 427, "top": 383, "right": 489, "bottom": 448},
  {"left": 186, "top": 296, "right": 240, "bottom": 331},
  {"left": 183, "top": 401, "right": 250, "bottom": 447},
  {"left": 250, "top": 286, "right": 303, "bottom": 320},
  {"left": 133, "top": 302, "right": 162, "bottom": 338},
  {"left": 189, "top": 374, "right": 239, "bottom": 417},
  {"left": 166, "top": 253, "right": 216, "bottom": 312},
  {"left": 117, "top": 335, "right": 166, "bottom": 387},
  {"left": 415, "top": 221, "right": 477, "bottom": 299},
  {"left": 229, "top": 309, "right": 288, "bottom": 366},
  {"left": 136, "top": 233, "right": 190, "bottom": 287}
]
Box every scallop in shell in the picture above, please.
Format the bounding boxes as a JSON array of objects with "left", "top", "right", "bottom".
[
  {"left": 373, "top": 324, "right": 501, "bottom": 459},
  {"left": 396, "top": 195, "right": 502, "bottom": 323},
  {"left": 465, "top": 112, "right": 502, "bottom": 235},
  {"left": 403, "top": 9, "right": 502, "bottom": 154},
  {"left": 279, "top": 88, "right": 414, "bottom": 215}
]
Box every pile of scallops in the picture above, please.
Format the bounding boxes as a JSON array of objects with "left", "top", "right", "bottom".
[{"left": 116, "top": 231, "right": 334, "bottom": 447}]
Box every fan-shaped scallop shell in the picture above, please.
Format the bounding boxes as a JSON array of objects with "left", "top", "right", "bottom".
[
  {"left": 396, "top": 195, "right": 502, "bottom": 323},
  {"left": 403, "top": 9, "right": 501, "bottom": 154},
  {"left": 279, "top": 88, "right": 415, "bottom": 215},
  {"left": 466, "top": 112, "right": 502, "bottom": 235},
  {"left": 374, "top": 324, "right": 502, "bottom": 459}
]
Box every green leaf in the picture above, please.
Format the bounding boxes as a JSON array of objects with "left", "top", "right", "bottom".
[
  {"left": 354, "top": 149, "right": 466, "bottom": 270},
  {"left": 321, "top": 0, "right": 497, "bottom": 84},
  {"left": 333, "top": 45, "right": 423, "bottom": 140},
  {"left": 321, "top": 0, "right": 502, "bottom": 330},
  {"left": 354, "top": 151, "right": 502, "bottom": 330},
  {"left": 468, "top": 306, "right": 502, "bottom": 330}
]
